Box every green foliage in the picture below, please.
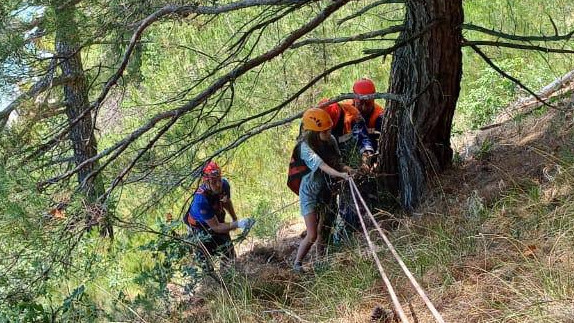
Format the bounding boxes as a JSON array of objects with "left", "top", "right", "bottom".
[
  {"left": 249, "top": 199, "right": 282, "bottom": 238},
  {"left": 457, "top": 58, "right": 517, "bottom": 129},
  {"left": 457, "top": 0, "right": 574, "bottom": 131},
  {"left": 135, "top": 220, "right": 190, "bottom": 295},
  {"left": 58, "top": 285, "right": 101, "bottom": 322},
  {"left": 2, "top": 0, "right": 574, "bottom": 321}
]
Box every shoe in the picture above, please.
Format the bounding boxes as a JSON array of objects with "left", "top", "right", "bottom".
[{"left": 293, "top": 262, "right": 305, "bottom": 273}]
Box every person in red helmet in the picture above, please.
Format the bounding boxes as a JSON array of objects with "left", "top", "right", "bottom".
[
  {"left": 324, "top": 78, "right": 384, "bottom": 238},
  {"left": 313, "top": 99, "right": 374, "bottom": 247},
  {"left": 184, "top": 161, "right": 255, "bottom": 273},
  {"left": 319, "top": 98, "right": 374, "bottom": 170},
  {"left": 352, "top": 78, "right": 385, "bottom": 152}
]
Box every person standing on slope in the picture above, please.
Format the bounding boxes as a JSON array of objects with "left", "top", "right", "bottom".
[
  {"left": 293, "top": 108, "right": 354, "bottom": 273},
  {"left": 351, "top": 78, "right": 385, "bottom": 153}
]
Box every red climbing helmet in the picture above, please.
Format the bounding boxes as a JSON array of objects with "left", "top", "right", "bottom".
[
  {"left": 202, "top": 161, "right": 221, "bottom": 179},
  {"left": 353, "top": 78, "right": 376, "bottom": 95},
  {"left": 318, "top": 98, "right": 341, "bottom": 125}
]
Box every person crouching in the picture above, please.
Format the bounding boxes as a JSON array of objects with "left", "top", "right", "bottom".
[{"left": 184, "top": 161, "right": 254, "bottom": 273}]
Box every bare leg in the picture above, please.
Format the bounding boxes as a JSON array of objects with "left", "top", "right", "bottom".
[{"left": 295, "top": 212, "right": 318, "bottom": 265}]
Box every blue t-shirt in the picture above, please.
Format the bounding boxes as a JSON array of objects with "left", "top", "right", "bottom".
[{"left": 189, "top": 178, "right": 231, "bottom": 225}]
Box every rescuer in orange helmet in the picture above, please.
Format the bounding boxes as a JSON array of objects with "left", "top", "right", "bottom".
[
  {"left": 291, "top": 108, "right": 355, "bottom": 273},
  {"left": 318, "top": 98, "right": 374, "bottom": 170}
]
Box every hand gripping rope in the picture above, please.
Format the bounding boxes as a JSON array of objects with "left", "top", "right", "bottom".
[{"left": 348, "top": 177, "right": 446, "bottom": 323}]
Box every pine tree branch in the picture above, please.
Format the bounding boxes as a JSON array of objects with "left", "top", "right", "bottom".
[
  {"left": 125, "top": 0, "right": 313, "bottom": 29},
  {"left": 0, "top": 60, "right": 75, "bottom": 130},
  {"left": 338, "top": 0, "right": 404, "bottom": 25},
  {"left": 363, "top": 19, "right": 440, "bottom": 56},
  {"left": 27, "top": 0, "right": 316, "bottom": 161},
  {"left": 37, "top": 0, "right": 351, "bottom": 191},
  {"left": 463, "top": 23, "right": 574, "bottom": 42},
  {"left": 291, "top": 25, "right": 404, "bottom": 48},
  {"left": 462, "top": 40, "right": 574, "bottom": 54},
  {"left": 466, "top": 40, "right": 565, "bottom": 112}
]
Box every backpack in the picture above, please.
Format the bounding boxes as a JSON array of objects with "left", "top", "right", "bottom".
[{"left": 287, "top": 142, "right": 311, "bottom": 195}]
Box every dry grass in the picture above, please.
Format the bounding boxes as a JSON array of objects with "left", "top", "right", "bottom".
[
  {"left": 405, "top": 96, "right": 574, "bottom": 322},
  {"left": 167, "top": 97, "right": 574, "bottom": 322}
]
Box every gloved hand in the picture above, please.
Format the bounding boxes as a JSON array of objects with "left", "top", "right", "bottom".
[
  {"left": 341, "top": 173, "right": 351, "bottom": 181},
  {"left": 237, "top": 218, "right": 255, "bottom": 229}
]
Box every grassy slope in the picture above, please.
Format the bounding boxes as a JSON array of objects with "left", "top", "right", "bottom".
[{"left": 166, "top": 89, "right": 574, "bottom": 322}]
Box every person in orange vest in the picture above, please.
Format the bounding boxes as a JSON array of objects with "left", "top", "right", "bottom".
[
  {"left": 321, "top": 98, "right": 375, "bottom": 170},
  {"left": 317, "top": 99, "right": 374, "bottom": 245},
  {"left": 328, "top": 78, "right": 384, "bottom": 237},
  {"left": 293, "top": 108, "right": 354, "bottom": 273},
  {"left": 183, "top": 161, "right": 255, "bottom": 273},
  {"left": 351, "top": 78, "right": 385, "bottom": 153}
]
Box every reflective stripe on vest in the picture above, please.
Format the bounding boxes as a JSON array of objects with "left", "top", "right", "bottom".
[{"left": 367, "top": 129, "right": 382, "bottom": 135}]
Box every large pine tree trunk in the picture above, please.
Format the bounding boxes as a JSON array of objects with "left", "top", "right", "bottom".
[
  {"left": 379, "top": 0, "right": 463, "bottom": 211},
  {"left": 55, "top": 5, "right": 111, "bottom": 237}
]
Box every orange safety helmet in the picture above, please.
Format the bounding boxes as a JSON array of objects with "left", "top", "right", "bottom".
[
  {"left": 353, "top": 78, "right": 376, "bottom": 95},
  {"left": 202, "top": 161, "right": 221, "bottom": 179},
  {"left": 302, "top": 107, "right": 333, "bottom": 131}
]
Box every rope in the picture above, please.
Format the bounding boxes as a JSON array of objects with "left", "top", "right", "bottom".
[
  {"left": 348, "top": 178, "right": 410, "bottom": 323},
  {"left": 348, "top": 178, "right": 446, "bottom": 323}
]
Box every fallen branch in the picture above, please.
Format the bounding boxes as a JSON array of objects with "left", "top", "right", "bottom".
[{"left": 480, "top": 69, "right": 574, "bottom": 129}]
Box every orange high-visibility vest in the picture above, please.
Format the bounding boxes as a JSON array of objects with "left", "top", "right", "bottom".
[
  {"left": 367, "top": 104, "right": 384, "bottom": 133},
  {"left": 338, "top": 102, "right": 361, "bottom": 134}
]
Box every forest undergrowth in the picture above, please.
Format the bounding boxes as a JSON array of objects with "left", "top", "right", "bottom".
[{"left": 164, "top": 88, "right": 574, "bottom": 323}]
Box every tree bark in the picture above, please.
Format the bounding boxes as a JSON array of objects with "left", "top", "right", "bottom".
[
  {"left": 379, "top": 0, "right": 463, "bottom": 211},
  {"left": 54, "top": 4, "right": 111, "bottom": 237}
]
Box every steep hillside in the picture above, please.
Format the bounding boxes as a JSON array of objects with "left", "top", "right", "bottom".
[
  {"left": 409, "top": 87, "right": 574, "bottom": 322},
  {"left": 167, "top": 89, "right": 574, "bottom": 323}
]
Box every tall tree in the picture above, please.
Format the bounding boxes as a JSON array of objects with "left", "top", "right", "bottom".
[
  {"left": 52, "top": 1, "right": 110, "bottom": 235},
  {"left": 380, "top": 0, "right": 463, "bottom": 210},
  {"left": 1, "top": 0, "right": 573, "bottom": 318},
  {"left": 2, "top": 0, "right": 573, "bottom": 222}
]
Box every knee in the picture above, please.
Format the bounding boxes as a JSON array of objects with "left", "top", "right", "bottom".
[{"left": 306, "top": 231, "right": 318, "bottom": 243}]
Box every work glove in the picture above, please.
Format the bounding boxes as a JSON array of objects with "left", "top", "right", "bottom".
[
  {"left": 237, "top": 218, "right": 255, "bottom": 229},
  {"left": 341, "top": 173, "right": 351, "bottom": 181}
]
